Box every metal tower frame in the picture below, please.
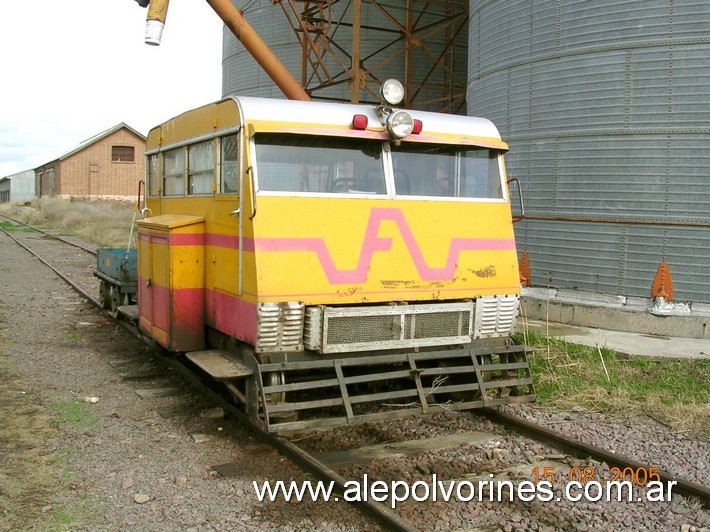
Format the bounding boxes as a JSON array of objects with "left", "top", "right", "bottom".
[{"left": 273, "top": 0, "right": 468, "bottom": 112}]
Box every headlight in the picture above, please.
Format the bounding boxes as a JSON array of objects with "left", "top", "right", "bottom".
[
  {"left": 386, "top": 110, "right": 414, "bottom": 138},
  {"left": 380, "top": 79, "right": 405, "bottom": 106}
]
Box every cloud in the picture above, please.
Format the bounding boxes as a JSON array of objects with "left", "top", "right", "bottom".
[{"left": 0, "top": 0, "right": 222, "bottom": 177}]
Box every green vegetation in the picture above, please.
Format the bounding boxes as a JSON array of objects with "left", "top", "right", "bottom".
[
  {"left": 0, "top": 198, "right": 136, "bottom": 248},
  {"left": 0, "top": 220, "right": 36, "bottom": 233},
  {"left": 518, "top": 328, "right": 710, "bottom": 437},
  {"left": 50, "top": 401, "right": 98, "bottom": 429}
]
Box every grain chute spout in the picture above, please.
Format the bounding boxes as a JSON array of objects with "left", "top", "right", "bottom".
[{"left": 137, "top": 0, "right": 310, "bottom": 101}]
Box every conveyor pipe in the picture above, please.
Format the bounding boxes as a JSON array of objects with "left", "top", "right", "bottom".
[{"left": 142, "top": 0, "right": 310, "bottom": 101}]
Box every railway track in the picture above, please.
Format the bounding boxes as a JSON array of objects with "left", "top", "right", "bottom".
[
  {"left": 0, "top": 211, "right": 97, "bottom": 255},
  {"left": 2, "top": 217, "right": 709, "bottom": 530}
]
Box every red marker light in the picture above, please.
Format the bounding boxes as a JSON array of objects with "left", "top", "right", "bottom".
[
  {"left": 352, "top": 114, "right": 368, "bottom": 130},
  {"left": 412, "top": 119, "right": 423, "bottom": 134}
]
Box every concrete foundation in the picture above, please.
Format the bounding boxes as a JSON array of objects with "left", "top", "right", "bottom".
[{"left": 520, "top": 288, "right": 709, "bottom": 340}]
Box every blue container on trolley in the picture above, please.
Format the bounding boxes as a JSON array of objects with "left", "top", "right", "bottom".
[{"left": 94, "top": 249, "right": 138, "bottom": 314}]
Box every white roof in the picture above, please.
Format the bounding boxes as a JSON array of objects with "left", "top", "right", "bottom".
[{"left": 232, "top": 96, "right": 503, "bottom": 141}]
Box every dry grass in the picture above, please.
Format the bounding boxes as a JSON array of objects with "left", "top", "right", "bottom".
[
  {"left": 0, "top": 198, "right": 137, "bottom": 248},
  {"left": 0, "top": 342, "right": 60, "bottom": 529},
  {"left": 518, "top": 327, "right": 710, "bottom": 438}
]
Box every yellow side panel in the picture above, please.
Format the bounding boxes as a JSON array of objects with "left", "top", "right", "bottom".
[{"left": 146, "top": 99, "right": 239, "bottom": 152}]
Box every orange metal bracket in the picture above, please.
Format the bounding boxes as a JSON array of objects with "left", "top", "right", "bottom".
[
  {"left": 651, "top": 262, "right": 674, "bottom": 301},
  {"left": 519, "top": 251, "right": 531, "bottom": 287}
]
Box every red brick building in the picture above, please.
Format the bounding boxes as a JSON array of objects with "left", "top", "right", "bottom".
[{"left": 35, "top": 123, "right": 146, "bottom": 201}]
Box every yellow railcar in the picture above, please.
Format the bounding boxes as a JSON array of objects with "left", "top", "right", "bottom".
[{"left": 137, "top": 82, "right": 534, "bottom": 432}]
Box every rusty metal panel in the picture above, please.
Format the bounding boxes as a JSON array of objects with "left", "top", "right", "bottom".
[{"left": 469, "top": 0, "right": 710, "bottom": 303}]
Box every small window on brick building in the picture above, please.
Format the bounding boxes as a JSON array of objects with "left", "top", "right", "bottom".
[{"left": 112, "top": 146, "right": 135, "bottom": 162}]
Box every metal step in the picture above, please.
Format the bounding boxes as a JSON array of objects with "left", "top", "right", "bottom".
[
  {"left": 117, "top": 304, "right": 139, "bottom": 320},
  {"left": 186, "top": 350, "right": 253, "bottom": 380}
]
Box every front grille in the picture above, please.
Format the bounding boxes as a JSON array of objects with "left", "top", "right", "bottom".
[
  {"left": 256, "top": 302, "right": 304, "bottom": 353},
  {"left": 305, "top": 302, "right": 474, "bottom": 354},
  {"left": 474, "top": 295, "right": 519, "bottom": 338}
]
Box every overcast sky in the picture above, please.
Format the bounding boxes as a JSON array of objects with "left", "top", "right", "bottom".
[{"left": 0, "top": 0, "right": 223, "bottom": 177}]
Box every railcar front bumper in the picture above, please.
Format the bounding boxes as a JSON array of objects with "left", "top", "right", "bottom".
[{"left": 246, "top": 338, "right": 535, "bottom": 433}]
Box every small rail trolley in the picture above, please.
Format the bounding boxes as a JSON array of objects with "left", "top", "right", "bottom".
[{"left": 128, "top": 80, "right": 534, "bottom": 432}]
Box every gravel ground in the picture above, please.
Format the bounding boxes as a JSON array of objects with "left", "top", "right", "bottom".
[
  {"left": 299, "top": 410, "right": 710, "bottom": 531},
  {"left": 2, "top": 225, "right": 708, "bottom": 531},
  {"left": 503, "top": 404, "right": 710, "bottom": 488},
  {"left": 0, "top": 229, "right": 378, "bottom": 531}
]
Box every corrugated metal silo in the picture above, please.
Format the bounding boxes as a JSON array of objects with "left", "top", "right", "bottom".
[
  {"left": 222, "top": 0, "right": 469, "bottom": 111},
  {"left": 468, "top": 0, "right": 710, "bottom": 303}
]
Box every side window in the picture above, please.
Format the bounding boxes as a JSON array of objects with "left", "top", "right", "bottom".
[
  {"left": 459, "top": 150, "right": 503, "bottom": 199},
  {"left": 147, "top": 154, "right": 159, "bottom": 196},
  {"left": 188, "top": 141, "right": 214, "bottom": 195},
  {"left": 220, "top": 135, "right": 239, "bottom": 194},
  {"left": 163, "top": 148, "right": 184, "bottom": 196}
]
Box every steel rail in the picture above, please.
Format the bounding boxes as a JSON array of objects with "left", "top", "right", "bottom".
[
  {"left": 1, "top": 228, "right": 101, "bottom": 307},
  {"left": 481, "top": 408, "right": 710, "bottom": 506},
  {"left": 1, "top": 226, "right": 412, "bottom": 531},
  {"left": 163, "top": 356, "right": 413, "bottom": 532},
  {"left": 0, "top": 212, "right": 98, "bottom": 255}
]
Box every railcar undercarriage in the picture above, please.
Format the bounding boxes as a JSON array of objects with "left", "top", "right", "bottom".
[{"left": 187, "top": 329, "right": 534, "bottom": 433}]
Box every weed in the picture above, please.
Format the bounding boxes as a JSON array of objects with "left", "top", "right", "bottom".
[
  {"left": 518, "top": 329, "right": 710, "bottom": 437},
  {"left": 50, "top": 401, "right": 98, "bottom": 429},
  {"left": 0, "top": 220, "right": 36, "bottom": 233}
]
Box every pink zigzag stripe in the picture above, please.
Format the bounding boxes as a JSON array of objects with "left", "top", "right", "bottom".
[{"left": 255, "top": 208, "right": 516, "bottom": 284}]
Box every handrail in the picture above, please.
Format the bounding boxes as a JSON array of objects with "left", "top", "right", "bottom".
[{"left": 507, "top": 177, "right": 525, "bottom": 223}]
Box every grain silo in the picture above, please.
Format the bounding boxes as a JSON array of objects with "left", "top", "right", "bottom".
[
  {"left": 467, "top": 1, "right": 710, "bottom": 304},
  {"left": 222, "top": 0, "right": 469, "bottom": 112}
]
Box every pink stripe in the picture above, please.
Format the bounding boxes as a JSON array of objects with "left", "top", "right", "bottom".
[
  {"left": 170, "top": 233, "right": 205, "bottom": 246},
  {"left": 206, "top": 233, "right": 255, "bottom": 252},
  {"left": 137, "top": 280, "right": 205, "bottom": 351},
  {"left": 206, "top": 290, "right": 257, "bottom": 345},
  {"left": 139, "top": 231, "right": 254, "bottom": 251},
  {"left": 255, "top": 208, "right": 516, "bottom": 284}
]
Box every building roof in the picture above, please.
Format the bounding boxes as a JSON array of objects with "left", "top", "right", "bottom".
[
  {"left": 0, "top": 169, "right": 35, "bottom": 183},
  {"left": 35, "top": 122, "right": 146, "bottom": 169}
]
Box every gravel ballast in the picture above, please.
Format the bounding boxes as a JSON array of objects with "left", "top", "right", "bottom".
[
  {"left": 1, "top": 226, "right": 708, "bottom": 531},
  {"left": 0, "top": 229, "right": 376, "bottom": 531}
]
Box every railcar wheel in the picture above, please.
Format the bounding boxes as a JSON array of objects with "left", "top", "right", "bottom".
[
  {"left": 264, "top": 371, "right": 286, "bottom": 405},
  {"left": 98, "top": 281, "right": 112, "bottom": 310},
  {"left": 109, "top": 286, "right": 127, "bottom": 318}
]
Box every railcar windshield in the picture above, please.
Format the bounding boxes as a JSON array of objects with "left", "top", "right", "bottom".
[
  {"left": 391, "top": 143, "right": 504, "bottom": 199},
  {"left": 253, "top": 133, "right": 504, "bottom": 200},
  {"left": 254, "top": 133, "right": 386, "bottom": 194}
]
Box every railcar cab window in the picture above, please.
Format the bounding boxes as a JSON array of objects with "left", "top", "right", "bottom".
[
  {"left": 188, "top": 141, "right": 214, "bottom": 195},
  {"left": 163, "top": 148, "right": 184, "bottom": 196},
  {"left": 254, "top": 133, "right": 385, "bottom": 194},
  {"left": 220, "top": 134, "right": 238, "bottom": 194},
  {"left": 391, "top": 144, "right": 504, "bottom": 199},
  {"left": 147, "top": 154, "right": 159, "bottom": 196}
]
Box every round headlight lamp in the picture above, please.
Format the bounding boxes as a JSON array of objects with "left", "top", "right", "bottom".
[
  {"left": 380, "top": 79, "right": 405, "bottom": 106},
  {"left": 387, "top": 110, "right": 414, "bottom": 138}
]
